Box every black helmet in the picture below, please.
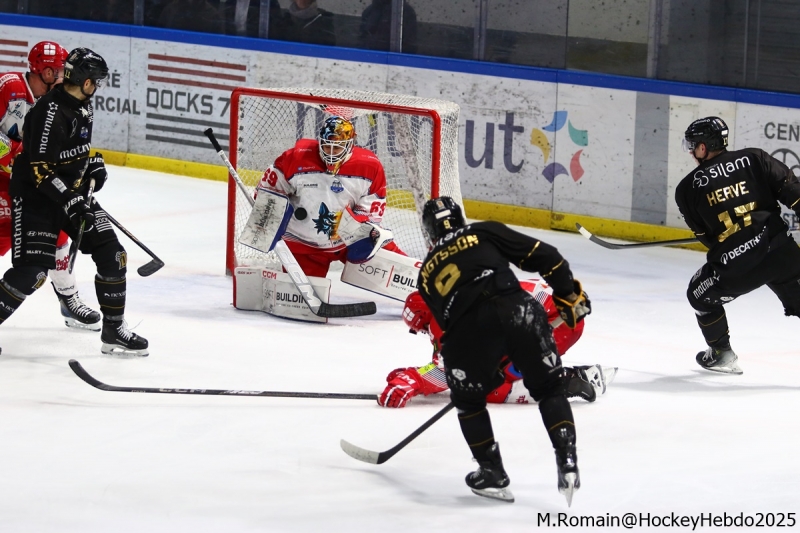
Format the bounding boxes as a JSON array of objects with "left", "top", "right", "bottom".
[
  {"left": 684, "top": 116, "right": 729, "bottom": 153},
  {"left": 422, "top": 196, "right": 465, "bottom": 241},
  {"left": 64, "top": 47, "right": 109, "bottom": 87}
]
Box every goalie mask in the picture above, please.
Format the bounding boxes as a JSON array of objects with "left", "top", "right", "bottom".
[
  {"left": 683, "top": 116, "right": 728, "bottom": 154},
  {"left": 318, "top": 116, "right": 355, "bottom": 175},
  {"left": 422, "top": 196, "right": 465, "bottom": 242}
]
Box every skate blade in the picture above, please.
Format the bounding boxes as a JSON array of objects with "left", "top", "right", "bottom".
[
  {"left": 703, "top": 362, "right": 743, "bottom": 375},
  {"left": 559, "top": 472, "right": 579, "bottom": 507},
  {"left": 601, "top": 366, "right": 618, "bottom": 386},
  {"left": 470, "top": 486, "right": 515, "bottom": 503},
  {"left": 64, "top": 317, "right": 102, "bottom": 332},
  {"left": 101, "top": 342, "right": 149, "bottom": 357}
]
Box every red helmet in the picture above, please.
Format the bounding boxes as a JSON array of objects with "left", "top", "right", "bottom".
[
  {"left": 28, "top": 41, "right": 68, "bottom": 74},
  {"left": 402, "top": 291, "right": 432, "bottom": 334}
]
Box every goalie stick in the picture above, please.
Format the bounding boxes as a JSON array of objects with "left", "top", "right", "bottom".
[
  {"left": 204, "top": 128, "right": 376, "bottom": 318},
  {"left": 68, "top": 359, "right": 378, "bottom": 400},
  {"left": 340, "top": 401, "right": 455, "bottom": 464},
  {"left": 576, "top": 223, "right": 699, "bottom": 249}
]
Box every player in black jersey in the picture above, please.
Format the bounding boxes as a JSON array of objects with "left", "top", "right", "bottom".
[
  {"left": 417, "top": 196, "right": 591, "bottom": 506},
  {"left": 0, "top": 48, "right": 148, "bottom": 356},
  {"left": 676, "top": 116, "right": 800, "bottom": 375}
]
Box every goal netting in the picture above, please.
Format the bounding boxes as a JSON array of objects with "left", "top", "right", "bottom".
[{"left": 226, "top": 87, "right": 463, "bottom": 274}]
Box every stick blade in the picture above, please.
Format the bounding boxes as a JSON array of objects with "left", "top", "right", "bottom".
[
  {"left": 340, "top": 439, "right": 382, "bottom": 464},
  {"left": 68, "top": 359, "right": 114, "bottom": 391},
  {"left": 137, "top": 259, "right": 165, "bottom": 277},
  {"left": 317, "top": 301, "right": 377, "bottom": 318}
]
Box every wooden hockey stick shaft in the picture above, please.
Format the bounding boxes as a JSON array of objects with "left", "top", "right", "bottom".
[
  {"left": 69, "top": 359, "right": 378, "bottom": 400},
  {"left": 102, "top": 210, "right": 165, "bottom": 277},
  {"left": 576, "top": 223, "right": 699, "bottom": 249},
  {"left": 203, "top": 128, "right": 376, "bottom": 318},
  {"left": 340, "top": 402, "right": 455, "bottom": 464}
]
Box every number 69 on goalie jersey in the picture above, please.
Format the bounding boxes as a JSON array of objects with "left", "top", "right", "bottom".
[{"left": 238, "top": 188, "right": 293, "bottom": 254}]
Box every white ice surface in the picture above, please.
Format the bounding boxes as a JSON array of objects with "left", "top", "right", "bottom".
[{"left": 1, "top": 166, "right": 798, "bottom": 532}]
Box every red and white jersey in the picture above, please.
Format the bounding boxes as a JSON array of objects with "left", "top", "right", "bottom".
[
  {"left": 0, "top": 72, "right": 34, "bottom": 180},
  {"left": 256, "top": 139, "right": 387, "bottom": 251}
]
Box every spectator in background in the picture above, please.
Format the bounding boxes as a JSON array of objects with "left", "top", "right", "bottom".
[
  {"left": 280, "top": 0, "right": 336, "bottom": 46},
  {"left": 359, "top": 0, "right": 417, "bottom": 54},
  {"left": 158, "top": 0, "right": 224, "bottom": 34}
]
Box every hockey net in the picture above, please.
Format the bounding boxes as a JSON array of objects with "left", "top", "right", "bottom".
[{"left": 227, "top": 87, "right": 462, "bottom": 274}]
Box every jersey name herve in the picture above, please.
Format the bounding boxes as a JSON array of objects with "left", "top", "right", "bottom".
[
  {"left": 257, "top": 139, "right": 387, "bottom": 250},
  {"left": 675, "top": 148, "right": 800, "bottom": 274}
]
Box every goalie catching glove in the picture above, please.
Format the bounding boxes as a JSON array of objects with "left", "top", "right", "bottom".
[
  {"left": 336, "top": 205, "right": 393, "bottom": 264},
  {"left": 552, "top": 280, "right": 591, "bottom": 329}
]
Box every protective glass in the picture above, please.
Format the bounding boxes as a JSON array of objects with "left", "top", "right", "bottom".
[
  {"left": 92, "top": 76, "right": 108, "bottom": 88},
  {"left": 682, "top": 138, "right": 696, "bottom": 152}
]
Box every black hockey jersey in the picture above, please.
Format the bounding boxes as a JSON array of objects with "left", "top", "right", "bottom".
[
  {"left": 675, "top": 148, "right": 800, "bottom": 276},
  {"left": 10, "top": 84, "right": 93, "bottom": 204},
  {"left": 417, "top": 220, "right": 575, "bottom": 331}
]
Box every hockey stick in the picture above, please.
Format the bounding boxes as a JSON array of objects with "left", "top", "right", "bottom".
[
  {"left": 67, "top": 178, "right": 95, "bottom": 274},
  {"left": 340, "top": 401, "right": 455, "bottom": 464},
  {"left": 68, "top": 359, "right": 378, "bottom": 400},
  {"left": 576, "top": 223, "right": 699, "bottom": 249},
  {"left": 204, "top": 128, "right": 376, "bottom": 318},
  {"left": 102, "top": 210, "right": 165, "bottom": 276}
]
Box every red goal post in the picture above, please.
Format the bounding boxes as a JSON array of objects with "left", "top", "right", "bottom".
[{"left": 226, "top": 87, "right": 463, "bottom": 274}]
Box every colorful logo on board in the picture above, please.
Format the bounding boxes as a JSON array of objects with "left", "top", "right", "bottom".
[{"left": 530, "top": 111, "right": 588, "bottom": 183}]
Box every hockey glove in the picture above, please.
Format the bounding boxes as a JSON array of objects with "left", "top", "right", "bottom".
[
  {"left": 85, "top": 153, "right": 107, "bottom": 192},
  {"left": 552, "top": 280, "right": 591, "bottom": 329},
  {"left": 336, "top": 205, "right": 393, "bottom": 264},
  {"left": 0, "top": 131, "right": 23, "bottom": 174},
  {"left": 63, "top": 193, "right": 95, "bottom": 232},
  {"left": 378, "top": 365, "right": 445, "bottom": 408}
]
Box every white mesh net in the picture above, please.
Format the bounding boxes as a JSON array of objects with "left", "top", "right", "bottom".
[{"left": 229, "top": 88, "right": 462, "bottom": 271}]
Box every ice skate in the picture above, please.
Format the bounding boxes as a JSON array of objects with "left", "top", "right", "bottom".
[
  {"left": 696, "top": 345, "right": 742, "bottom": 375},
  {"left": 553, "top": 427, "right": 580, "bottom": 507},
  {"left": 465, "top": 443, "right": 514, "bottom": 503},
  {"left": 54, "top": 284, "right": 101, "bottom": 331},
  {"left": 101, "top": 319, "right": 149, "bottom": 357},
  {"left": 577, "top": 365, "right": 617, "bottom": 398}
]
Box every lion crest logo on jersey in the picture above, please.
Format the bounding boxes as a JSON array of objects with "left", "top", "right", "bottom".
[{"left": 313, "top": 202, "right": 337, "bottom": 237}]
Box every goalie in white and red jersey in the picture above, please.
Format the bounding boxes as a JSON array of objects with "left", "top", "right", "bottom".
[
  {"left": 254, "top": 115, "right": 404, "bottom": 277},
  {"left": 379, "top": 279, "right": 617, "bottom": 408}
]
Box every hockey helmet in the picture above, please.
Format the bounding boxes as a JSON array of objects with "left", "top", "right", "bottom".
[
  {"left": 402, "top": 291, "right": 432, "bottom": 334},
  {"left": 318, "top": 116, "right": 355, "bottom": 175},
  {"left": 64, "top": 47, "right": 109, "bottom": 88},
  {"left": 683, "top": 116, "right": 729, "bottom": 153},
  {"left": 28, "top": 41, "right": 68, "bottom": 74},
  {"left": 422, "top": 196, "right": 465, "bottom": 241}
]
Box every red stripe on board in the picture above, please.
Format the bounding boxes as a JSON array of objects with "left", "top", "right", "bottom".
[
  {"left": 0, "top": 60, "right": 27, "bottom": 68},
  {"left": 148, "top": 64, "right": 246, "bottom": 82},
  {"left": 147, "top": 75, "right": 238, "bottom": 92},
  {"left": 148, "top": 54, "right": 246, "bottom": 71},
  {"left": 0, "top": 39, "right": 28, "bottom": 47},
  {"left": 0, "top": 50, "right": 27, "bottom": 57}
]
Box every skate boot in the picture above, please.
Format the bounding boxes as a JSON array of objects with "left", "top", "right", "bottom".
[
  {"left": 465, "top": 442, "right": 514, "bottom": 503},
  {"left": 696, "top": 345, "right": 742, "bottom": 375},
  {"left": 101, "top": 318, "right": 149, "bottom": 357},
  {"left": 53, "top": 283, "right": 101, "bottom": 331},
  {"left": 575, "top": 365, "right": 618, "bottom": 400},
  {"left": 553, "top": 426, "right": 580, "bottom": 507}
]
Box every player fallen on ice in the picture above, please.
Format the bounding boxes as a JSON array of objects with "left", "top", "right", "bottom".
[
  {"left": 676, "top": 117, "right": 800, "bottom": 375},
  {"left": 253, "top": 115, "right": 404, "bottom": 277},
  {"left": 416, "top": 196, "right": 591, "bottom": 505},
  {"left": 379, "top": 283, "right": 615, "bottom": 407},
  {"left": 0, "top": 48, "right": 148, "bottom": 356},
  {"left": 0, "top": 41, "right": 101, "bottom": 332}
]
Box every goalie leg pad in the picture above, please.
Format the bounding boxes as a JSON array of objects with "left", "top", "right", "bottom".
[
  {"left": 341, "top": 248, "right": 421, "bottom": 301},
  {"left": 238, "top": 190, "right": 292, "bottom": 254},
  {"left": 233, "top": 266, "right": 330, "bottom": 323}
]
